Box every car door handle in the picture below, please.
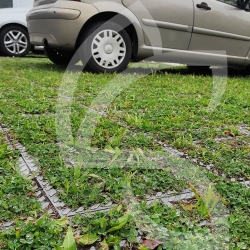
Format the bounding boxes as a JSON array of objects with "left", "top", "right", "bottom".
[{"left": 196, "top": 2, "right": 211, "bottom": 10}]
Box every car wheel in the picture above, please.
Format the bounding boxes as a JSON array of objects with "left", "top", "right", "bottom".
[
  {"left": 45, "top": 47, "right": 79, "bottom": 66},
  {"left": 0, "top": 26, "right": 31, "bottom": 57},
  {"left": 79, "top": 21, "right": 132, "bottom": 73}
]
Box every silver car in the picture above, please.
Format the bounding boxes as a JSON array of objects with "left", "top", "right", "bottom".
[{"left": 27, "top": 0, "right": 250, "bottom": 72}]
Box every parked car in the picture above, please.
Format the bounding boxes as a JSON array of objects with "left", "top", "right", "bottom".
[
  {"left": 0, "top": 0, "right": 39, "bottom": 57},
  {"left": 27, "top": 0, "right": 250, "bottom": 72}
]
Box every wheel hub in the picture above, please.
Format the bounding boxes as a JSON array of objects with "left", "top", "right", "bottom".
[{"left": 105, "top": 44, "right": 113, "bottom": 54}]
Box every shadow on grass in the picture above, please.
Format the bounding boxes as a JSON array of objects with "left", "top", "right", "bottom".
[{"left": 22, "top": 58, "right": 250, "bottom": 78}]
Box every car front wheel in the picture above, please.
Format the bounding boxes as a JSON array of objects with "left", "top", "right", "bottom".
[
  {"left": 79, "top": 21, "right": 132, "bottom": 73},
  {"left": 0, "top": 26, "right": 31, "bottom": 57}
]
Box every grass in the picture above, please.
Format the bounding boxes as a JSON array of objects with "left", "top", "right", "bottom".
[
  {"left": 0, "top": 56, "right": 249, "bottom": 249},
  {"left": 0, "top": 131, "right": 41, "bottom": 223}
]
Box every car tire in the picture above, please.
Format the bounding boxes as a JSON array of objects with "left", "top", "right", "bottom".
[
  {"left": 79, "top": 21, "right": 132, "bottom": 73},
  {"left": 45, "top": 47, "right": 79, "bottom": 66},
  {"left": 0, "top": 26, "right": 31, "bottom": 57}
]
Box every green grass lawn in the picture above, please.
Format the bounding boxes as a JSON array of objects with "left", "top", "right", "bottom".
[{"left": 0, "top": 57, "right": 249, "bottom": 249}]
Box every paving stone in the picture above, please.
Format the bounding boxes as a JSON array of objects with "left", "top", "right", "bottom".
[
  {"left": 35, "top": 191, "right": 42, "bottom": 197},
  {"left": 136, "top": 236, "right": 142, "bottom": 243},
  {"left": 42, "top": 202, "right": 50, "bottom": 209},
  {"left": 38, "top": 196, "right": 46, "bottom": 202},
  {"left": 2, "top": 221, "right": 14, "bottom": 228},
  {"left": 119, "top": 240, "right": 126, "bottom": 247},
  {"left": 238, "top": 126, "right": 250, "bottom": 135},
  {"left": 180, "top": 193, "right": 190, "bottom": 200},
  {"left": 213, "top": 170, "right": 219, "bottom": 175},
  {"left": 53, "top": 197, "right": 59, "bottom": 203},
  {"left": 28, "top": 162, "right": 35, "bottom": 168},
  {"left": 69, "top": 160, "right": 76, "bottom": 166},
  {"left": 22, "top": 169, "right": 30, "bottom": 176},
  {"left": 211, "top": 217, "right": 219, "bottom": 223},
  {"left": 90, "top": 204, "right": 100, "bottom": 210},
  {"left": 37, "top": 176, "right": 43, "bottom": 181},
  {"left": 62, "top": 208, "right": 71, "bottom": 215},
  {"left": 45, "top": 185, "right": 53, "bottom": 191},
  {"left": 54, "top": 202, "right": 65, "bottom": 208},
  {"left": 198, "top": 220, "right": 208, "bottom": 227},
  {"left": 166, "top": 190, "right": 175, "bottom": 195},
  {"left": 48, "top": 189, "right": 57, "bottom": 197},
  {"left": 185, "top": 193, "right": 194, "bottom": 199},
  {"left": 231, "top": 178, "right": 236, "bottom": 182},
  {"left": 175, "top": 195, "right": 182, "bottom": 201},
  {"left": 167, "top": 196, "right": 175, "bottom": 202},
  {"left": 20, "top": 166, "right": 28, "bottom": 172},
  {"left": 31, "top": 166, "right": 38, "bottom": 172},
  {"left": 75, "top": 229, "right": 81, "bottom": 236},
  {"left": 48, "top": 209, "right": 53, "bottom": 214},
  {"left": 182, "top": 189, "right": 191, "bottom": 194},
  {"left": 19, "top": 162, "right": 26, "bottom": 168},
  {"left": 76, "top": 207, "right": 84, "bottom": 213},
  {"left": 104, "top": 201, "right": 113, "bottom": 207},
  {"left": 148, "top": 195, "right": 156, "bottom": 200},
  {"left": 161, "top": 198, "right": 173, "bottom": 207},
  {"left": 146, "top": 200, "right": 154, "bottom": 205},
  {"left": 67, "top": 211, "right": 77, "bottom": 217},
  {"left": 15, "top": 145, "right": 26, "bottom": 151},
  {"left": 244, "top": 181, "right": 250, "bottom": 188},
  {"left": 156, "top": 192, "right": 163, "bottom": 197}
]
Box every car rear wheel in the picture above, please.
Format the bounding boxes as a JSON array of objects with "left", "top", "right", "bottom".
[
  {"left": 0, "top": 26, "right": 31, "bottom": 57},
  {"left": 79, "top": 21, "right": 132, "bottom": 73},
  {"left": 45, "top": 47, "right": 79, "bottom": 66},
  {"left": 187, "top": 66, "right": 211, "bottom": 73}
]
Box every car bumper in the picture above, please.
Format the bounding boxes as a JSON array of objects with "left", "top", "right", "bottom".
[{"left": 27, "top": 2, "right": 98, "bottom": 49}]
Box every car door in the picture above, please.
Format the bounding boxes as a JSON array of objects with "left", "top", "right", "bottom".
[
  {"left": 189, "top": 0, "right": 250, "bottom": 59},
  {"left": 122, "top": 0, "right": 194, "bottom": 50}
]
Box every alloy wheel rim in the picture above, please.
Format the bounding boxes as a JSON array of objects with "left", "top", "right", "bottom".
[
  {"left": 4, "top": 30, "right": 28, "bottom": 55},
  {"left": 91, "top": 29, "right": 126, "bottom": 69}
]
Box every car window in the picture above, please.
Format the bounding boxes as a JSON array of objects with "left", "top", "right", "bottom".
[
  {"left": 217, "top": 0, "right": 238, "bottom": 7},
  {"left": 16, "top": 0, "right": 34, "bottom": 8},
  {"left": 0, "top": 0, "right": 13, "bottom": 9}
]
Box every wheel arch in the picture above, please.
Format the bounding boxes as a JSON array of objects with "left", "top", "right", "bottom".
[
  {"left": 75, "top": 12, "right": 139, "bottom": 59},
  {"left": 0, "top": 22, "right": 28, "bottom": 33}
]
